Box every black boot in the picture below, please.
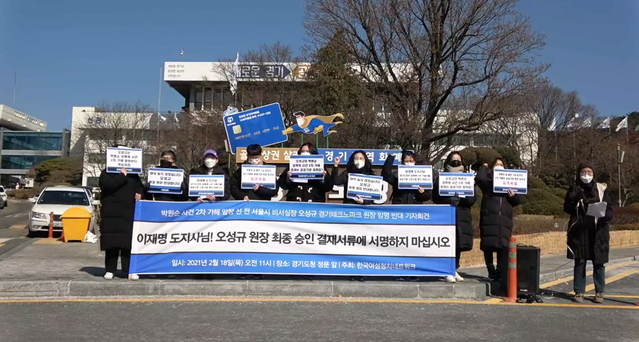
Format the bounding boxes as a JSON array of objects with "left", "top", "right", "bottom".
[{"left": 487, "top": 264, "right": 498, "bottom": 281}]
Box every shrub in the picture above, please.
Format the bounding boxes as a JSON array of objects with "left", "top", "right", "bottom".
[
  {"left": 521, "top": 189, "right": 564, "bottom": 216},
  {"left": 513, "top": 216, "right": 567, "bottom": 235},
  {"left": 613, "top": 204, "right": 639, "bottom": 225},
  {"left": 458, "top": 147, "right": 501, "bottom": 168},
  {"left": 529, "top": 177, "right": 550, "bottom": 191}
]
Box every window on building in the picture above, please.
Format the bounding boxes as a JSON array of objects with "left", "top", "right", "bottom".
[
  {"left": 204, "top": 87, "right": 213, "bottom": 111},
  {"left": 194, "top": 88, "right": 203, "bottom": 111},
  {"left": 213, "top": 87, "right": 223, "bottom": 108},
  {"left": 223, "top": 88, "right": 234, "bottom": 107},
  {"left": 1, "top": 155, "right": 58, "bottom": 170},
  {"left": 2, "top": 132, "right": 63, "bottom": 151}
]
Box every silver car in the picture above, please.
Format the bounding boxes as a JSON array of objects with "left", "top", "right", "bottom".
[{"left": 28, "top": 186, "right": 98, "bottom": 237}]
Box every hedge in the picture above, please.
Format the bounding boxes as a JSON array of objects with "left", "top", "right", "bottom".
[{"left": 521, "top": 189, "right": 564, "bottom": 216}]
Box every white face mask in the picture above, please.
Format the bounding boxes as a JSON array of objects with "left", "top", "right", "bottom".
[
  {"left": 248, "top": 158, "right": 261, "bottom": 165},
  {"left": 204, "top": 159, "right": 217, "bottom": 168},
  {"left": 300, "top": 152, "right": 311, "bottom": 156},
  {"left": 580, "top": 175, "right": 593, "bottom": 184},
  {"left": 354, "top": 160, "right": 365, "bottom": 169},
  {"left": 404, "top": 162, "right": 415, "bottom": 166},
  {"left": 494, "top": 166, "right": 504, "bottom": 170},
  {"left": 296, "top": 118, "right": 305, "bottom": 126}
]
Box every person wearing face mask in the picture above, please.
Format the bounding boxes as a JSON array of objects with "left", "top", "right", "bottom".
[
  {"left": 230, "top": 144, "right": 279, "bottom": 201},
  {"left": 381, "top": 150, "right": 431, "bottom": 204},
  {"left": 278, "top": 143, "right": 333, "bottom": 202},
  {"left": 331, "top": 150, "right": 376, "bottom": 204},
  {"left": 189, "top": 149, "right": 231, "bottom": 202},
  {"left": 564, "top": 161, "right": 613, "bottom": 304},
  {"left": 475, "top": 157, "right": 522, "bottom": 281},
  {"left": 144, "top": 150, "right": 189, "bottom": 202},
  {"left": 432, "top": 152, "right": 478, "bottom": 283}
]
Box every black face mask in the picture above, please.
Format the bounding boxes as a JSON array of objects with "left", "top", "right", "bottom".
[
  {"left": 449, "top": 160, "right": 462, "bottom": 168},
  {"left": 159, "top": 160, "right": 172, "bottom": 168}
]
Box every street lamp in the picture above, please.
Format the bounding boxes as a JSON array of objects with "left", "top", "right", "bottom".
[{"left": 617, "top": 144, "right": 625, "bottom": 207}]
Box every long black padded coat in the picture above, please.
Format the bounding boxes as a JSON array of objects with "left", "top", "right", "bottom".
[
  {"left": 432, "top": 177, "right": 477, "bottom": 252},
  {"left": 98, "top": 170, "right": 144, "bottom": 250}
]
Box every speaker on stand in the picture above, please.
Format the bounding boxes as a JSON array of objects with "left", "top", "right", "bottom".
[{"left": 500, "top": 244, "right": 542, "bottom": 303}]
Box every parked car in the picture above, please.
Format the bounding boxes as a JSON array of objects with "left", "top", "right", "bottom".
[
  {"left": 28, "top": 186, "right": 98, "bottom": 237},
  {"left": 0, "top": 185, "right": 7, "bottom": 208}
]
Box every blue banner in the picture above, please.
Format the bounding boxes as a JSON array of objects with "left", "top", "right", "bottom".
[
  {"left": 130, "top": 201, "right": 456, "bottom": 277},
  {"left": 224, "top": 103, "right": 288, "bottom": 152}
]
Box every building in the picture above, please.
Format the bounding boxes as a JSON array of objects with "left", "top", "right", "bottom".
[{"left": 0, "top": 105, "right": 70, "bottom": 187}]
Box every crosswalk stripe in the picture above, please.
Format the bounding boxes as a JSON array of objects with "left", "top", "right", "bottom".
[{"left": 9, "top": 224, "right": 25, "bottom": 230}]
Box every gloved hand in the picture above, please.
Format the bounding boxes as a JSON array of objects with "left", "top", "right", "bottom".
[{"left": 450, "top": 196, "right": 460, "bottom": 206}]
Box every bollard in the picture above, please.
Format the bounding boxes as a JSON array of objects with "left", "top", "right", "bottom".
[
  {"left": 48, "top": 212, "right": 54, "bottom": 239},
  {"left": 505, "top": 237, "right": 518, "bottom": 303}
]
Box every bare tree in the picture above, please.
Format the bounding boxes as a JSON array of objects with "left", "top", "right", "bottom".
[
  {"left": 305, "top": 0, "right": 547, "bottom": 161},
  {"left": 78, "top": 101, "right": 156, "bottom": 178}
]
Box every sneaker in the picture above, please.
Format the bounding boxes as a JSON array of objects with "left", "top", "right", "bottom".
[
  {"left": 593, "top": 293, "right": 604, "bottom": 304},
  {"left": 445, "top": 275, "right": 456, "bottom": 283},
  {"left": 128, "top": 274, "right": 139, "bottom": 281},
  {"left": 572, "top": 293, "right": 584, "bottom": 303},
  {"left": 455, "top": 272, "right": 464, "bottom": 282},
  {"left": 103, "top": 272, "right": 114, "bottom": 280}
]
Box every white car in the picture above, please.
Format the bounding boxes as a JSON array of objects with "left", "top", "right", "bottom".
[
  {"left": 28, "top": 186, "right": 98, "bottom": 237},
  {"left": 0, "top": 185, "right": 7, "bottom": 208}
]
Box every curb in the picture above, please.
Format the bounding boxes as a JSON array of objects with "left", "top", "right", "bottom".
[{"left": 0, "top": 280, "right": 490, "bottom": 300}]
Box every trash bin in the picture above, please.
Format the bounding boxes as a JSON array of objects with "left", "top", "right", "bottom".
[{"left": 61, "top": 207, "right": 93, "bottom": 243}]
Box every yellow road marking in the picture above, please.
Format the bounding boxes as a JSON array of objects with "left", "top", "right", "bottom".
[
  {"left": 540, "top": 261, "right": 639, "bottom": 289},
  {"left": 33, "top": 239, "right": 64, "bottom": 245},
  {"left": 9, "top": 225, "right": 25, "bottom": 230},
  {"left": 585, "top": 295, "right": 639, "bottom": 299},
  {"left": 0, "top": 297, "right": 637, "bottom": 310},
  {"left": 584, "top": 269, "right": 639, "bottom": 294},
  {"left": 483, "top": 298, "right": 503, "bottom": 304},
  {"left": 0, "top": 244, "right": 4, "bottom": 248}
]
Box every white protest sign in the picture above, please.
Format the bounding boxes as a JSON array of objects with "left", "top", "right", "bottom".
[
  {"left": 493, "top": 169, "right": 528, "bottom": 195},
  {"left": 241, "top": 165, "right": 277, "bottom": 190},
  {"left": 289, "top": 155, "right": 324, "bottom": 180},
  {"left": 147, "top": 168, "right": 185, "bottom": 194},
  {"left": 398, "top": 165, "right": 433, "bottom": 190},
  {"left": 438, "top": 173, "right": 475, "bottom": 197},
  {"left": 347, "top": 173, "right": 384, "bottom": 201},
  {"left": 106, "top": 147, "right": 143, "bottom": 174},
  {"left": 188, "top": 175, "right": 225, "bottom": 197}
]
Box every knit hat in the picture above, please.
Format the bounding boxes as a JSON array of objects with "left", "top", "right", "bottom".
[
  {"left": 203, "top": 149, "right": 218, "bottom": 159},
  {"left": 577, "top": 161, "right": 595, "bottom": 175}
]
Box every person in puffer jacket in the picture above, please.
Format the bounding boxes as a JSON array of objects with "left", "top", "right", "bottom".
[{"left": 381, "top": 150, "right": 431, "bottom": 204}]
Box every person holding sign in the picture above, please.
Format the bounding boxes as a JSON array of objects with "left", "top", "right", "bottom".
[
  {"left": 381, "top": 150, "right": 431, "bottom": 204},
  {"left": 563, "top": 161, "right": 613, "bottom": 304},
  {"left": 432, "top": 152, "right": 478, "bottom": 283},
  {"left": 144, "top": 150, "right": 189, "bottom": 202},
  {"left": 475, "top": 158, "right": 522, "bottom": 281},
  {"left": 331, "top": 150, "right": 376, "bottom": 204},
  {"left": 278, "top": 143, "right": 333, "bottom": 202},
  {"left": 189, "top": 149, "right": 230, "bottom": 202},
  {"left": 98, "top": 147, "right": 145, "bottom": 281},
  {"left": 231, "top": 144, "right": 279, "bottom": 201}
]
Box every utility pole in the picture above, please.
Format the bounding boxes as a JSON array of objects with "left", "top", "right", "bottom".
[{"left": 617, "top": 144, "right": 625, "bottom": 207}]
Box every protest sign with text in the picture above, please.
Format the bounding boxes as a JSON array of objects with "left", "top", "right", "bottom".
[
  {"left": 188, "top": 175, "right": 225, "bottom": 197},
  {"left": 106, "top": 147, "right": 143, "bottom": 174},
  {"left": 347, "top": 173, "right": 384, "bottom": 201},
  {"left": 130, "top": 201, "right": 456, "bottom": 277},
  {"left": 438, "top": 173, "right": 475, "bottom": 197},
  {"left": 493, "top": 169, "right": 528, "bottom": 195},
  {"left": 398, "top": 165, "right": 433, "bottom": 190},
  {"left": 289, "top": 155, "right": 324, "bottom": 180},
  {"left": 241, "top": 165, "right": 277, "bottom": 190},
  {"left": 147, "top": 168, "right": 185, "bottom": 194}
]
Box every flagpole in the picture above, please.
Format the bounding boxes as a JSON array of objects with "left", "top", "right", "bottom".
[{"left": 157, "top": 65, "right": 163, "bottom": 143}]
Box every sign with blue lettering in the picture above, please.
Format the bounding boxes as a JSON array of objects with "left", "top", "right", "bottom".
[
  {"left": 241, "top": 165, "right": 277, "bottom": 190},
  {"left": 493, "top": 169, "right": 528, "bottom": 195},
  {"left": 320, "top": 149, "right": 404, "bottom": 166},
  {"left": 289, "top": 155, "right": 325, "bottom": 180},
  {"left": 224, "top": 103, "right": 288, "bottom": 153},
  {"left": 130, "top": 201, "right": 457, "bottom": 277},
  {"left": 347, "top": 173, "right": 385, "bottom": 201},
  {"left": 438, "top": 173, "right": 475, "bottom": 197},
  {"left": 398, "top": 165, "right": 434, "bottom": 190},
  {"left": 147, "top": 168, "right": 185, "bottom": 195}
]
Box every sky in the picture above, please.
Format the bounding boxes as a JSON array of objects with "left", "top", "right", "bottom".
[{"left": 0, "top": 0, "right": 638, "bottom": 131}]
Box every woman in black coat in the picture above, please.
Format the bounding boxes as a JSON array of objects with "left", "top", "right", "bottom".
[
  {"left": 278, "top": 143, "right": 333, "bottom": 202},
  {"left": 189, "top": 149, "right": 231, "bottom": 202},
  {"left": 564, "top": 161, "right": 613, "bottom": 304},
  {"left": 99, "top": 167, "right": 144, "bottom": 281},
  {"left": 382, "top": 150, "right": 431, "bottom": 204},
  {"left": 331, "top": 150, "right": 376, "bottom": 204},
  {"left": 432, "top": 151, "right": 477, "bottom": 283},
  {"left": 475, "top": 158, "right": 522, "bottom": 281}
]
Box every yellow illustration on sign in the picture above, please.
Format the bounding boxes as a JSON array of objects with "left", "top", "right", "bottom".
[{"left": 282, "top": 111, "right": 344, "bottom": 137}]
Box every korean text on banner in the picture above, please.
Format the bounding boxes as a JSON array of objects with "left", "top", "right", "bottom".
[
  {"left": 289, "top": 155, "right": 324, "bottom": 180},
  {"left": 148, "top": 168, "right": 185, "bottom": 195},
  {"left": 224, "top": 103, "right": 288, "bottom": 153},
  {"left": 188, "top": 175, "right": 225, "bottom": 197},
  {"left": 347, "top": 173, "right": 384, "bottom": 201},
  {"left": 438, "top": 173, "right": 475, "bottom": 197},
  {"left": 130, "top": 201, "right": 456, "bottom": 277},
  {"left": 398, "top": 165, "right": 433, "bottom": 190},
  {"left": 493, "top": 169, "right": 528, "bottom": 195},
  {"left": 241, "top": 165, "right": 277, "bottom": 190},
  {"left": 235, "top": 148, "right": 405, "bottom": 166},
  {"left": 106, "top": 147, "right": 143, "bottom": 174}
]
